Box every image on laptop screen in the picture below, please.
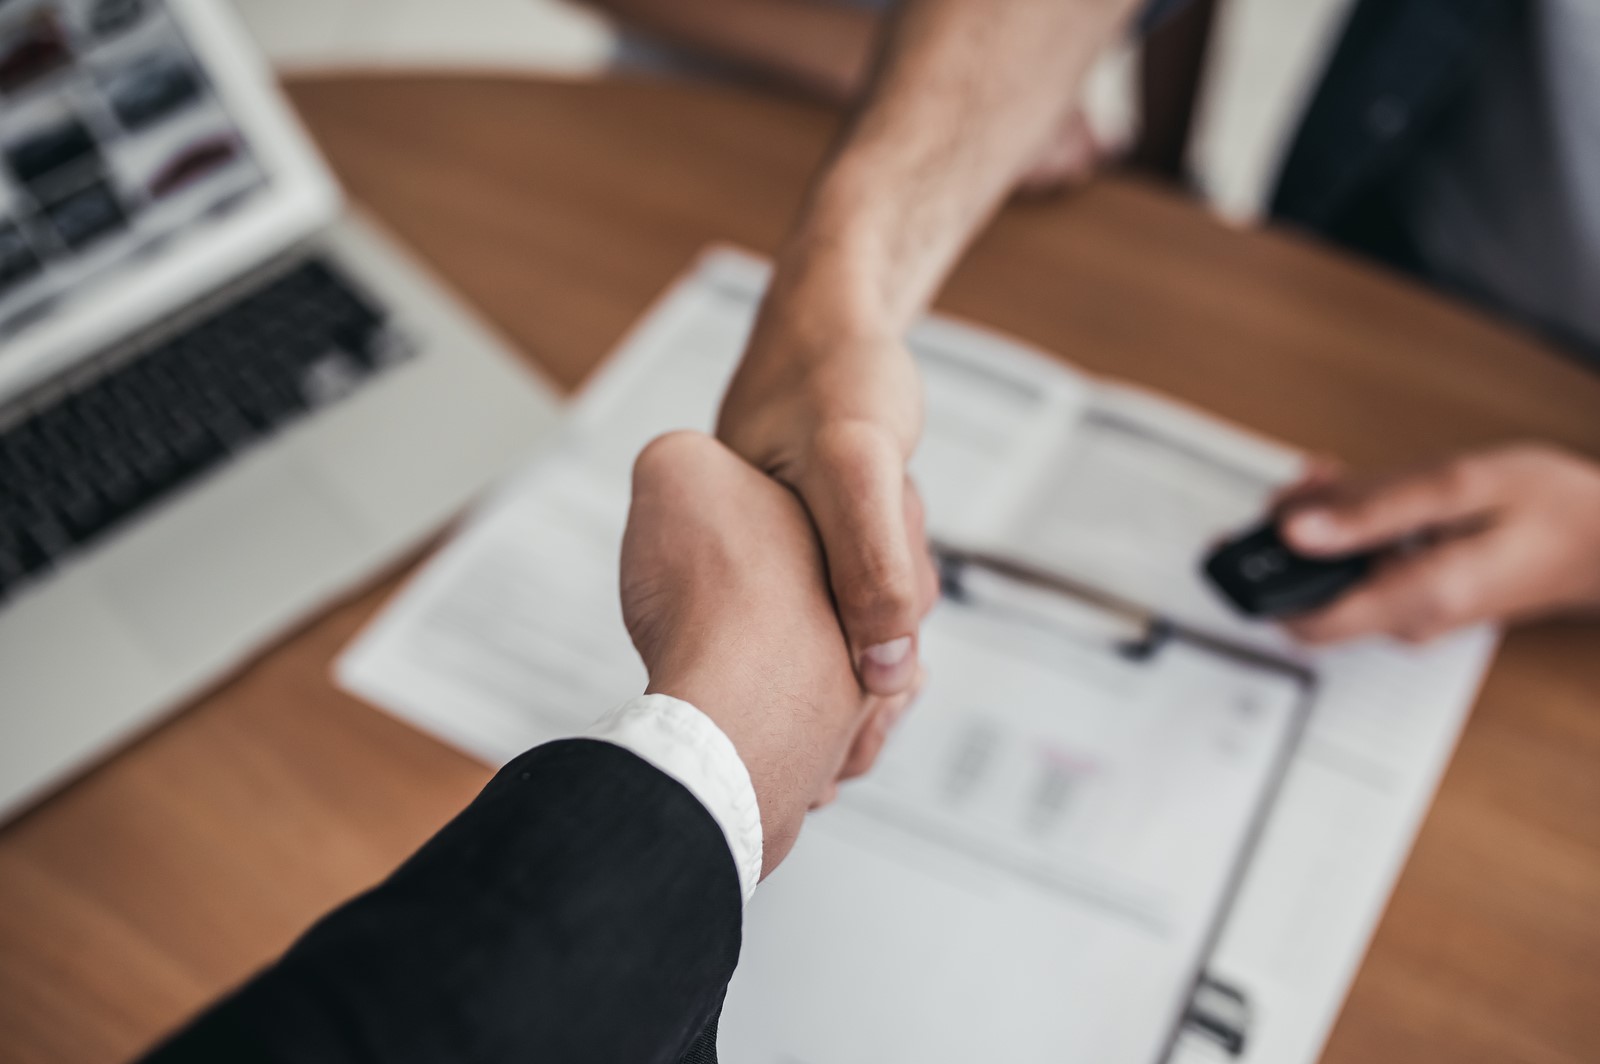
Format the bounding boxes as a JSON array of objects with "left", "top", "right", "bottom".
[{"left": 0, "top": 0, "right": 269, "bottom": 338}]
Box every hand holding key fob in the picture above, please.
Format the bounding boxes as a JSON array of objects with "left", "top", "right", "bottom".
[{"left": 1204, "top": 520, "right": 1376, "bottom": 618}]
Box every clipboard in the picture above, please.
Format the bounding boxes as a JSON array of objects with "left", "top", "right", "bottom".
[
  {"left": 932, "top": 543, "right": 1316, "bottom": 1059},
  {"left": 719, "top": 545, "right": 1315, "bottom": 1063},
  {"left": 339, "top": 247, "right": 1499, "bottom": 1064}
]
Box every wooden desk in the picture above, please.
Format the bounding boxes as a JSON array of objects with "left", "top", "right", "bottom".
[{"left": 2, "top": 76, "right": 1598, "bottom": 1064}]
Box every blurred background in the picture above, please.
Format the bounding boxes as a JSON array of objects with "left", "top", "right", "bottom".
[{"left": 230, "top": 0, "right": 1354, "bottom": 224}]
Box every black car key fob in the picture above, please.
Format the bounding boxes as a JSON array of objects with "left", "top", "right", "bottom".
[{"left": 1203, "top": 520, "right": 1375, "bottom": 618}]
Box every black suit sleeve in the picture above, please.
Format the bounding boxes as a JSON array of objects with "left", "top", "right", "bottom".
[{"left": 138, "top": 739, "right": 744, "bottom": 1064}]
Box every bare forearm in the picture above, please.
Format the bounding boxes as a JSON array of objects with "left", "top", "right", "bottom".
[
  {"left": 717, "top": 1, "right": 1139, "bottom": 694},
  {"left": 762, "top": 0, "right": 1138, "bottom": 346}
]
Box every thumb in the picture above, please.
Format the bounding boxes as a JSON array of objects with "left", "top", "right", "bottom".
[
  {"left": 796, "top": 422, "right": 926, "bottom": 696},
  {"left": 1281, "top": 455, "right": 1502, "bottom": 556}
]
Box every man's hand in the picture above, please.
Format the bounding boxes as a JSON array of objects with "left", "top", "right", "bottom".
[
  {"left": 1276, "top": 443, "right": 1600, "bottom": 644},
  {"left": 716, "top": 0, "right": 1137, "bottom": 696},
  {"left": 621, "top": 431, "right": 920, "bottom": 874},
  {"left": 719, "top": 320, "right": 938, "bottom": 698}
]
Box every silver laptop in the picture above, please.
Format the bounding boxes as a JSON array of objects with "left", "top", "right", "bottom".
[{"left": 0, "top": 0, "right": 561, "bottom": 817}]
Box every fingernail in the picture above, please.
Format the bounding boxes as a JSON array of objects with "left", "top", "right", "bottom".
[
  {"left": 1287, "top": 510, "right": 1340, "bottom": 550},
  {"left": 863, "top": 636, "right": 911, "bottom": 667},
  {"left": 860, "top": 637, "right": 914, "bottom": 695}
]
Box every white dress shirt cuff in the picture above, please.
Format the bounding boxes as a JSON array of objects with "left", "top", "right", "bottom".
[{"left": 587, "top": 693, "right": 763, "bottom": 906}]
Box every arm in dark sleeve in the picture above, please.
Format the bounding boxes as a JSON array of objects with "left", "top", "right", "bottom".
[{"left": 138, "top": 739, "right": 743, "bottom": 1064}]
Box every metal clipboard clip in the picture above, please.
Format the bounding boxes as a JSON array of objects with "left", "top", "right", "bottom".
[
  {"left": 933, "top": 541, "right": 1172, "bottom": 662},
  {"left": 932, "top": 540, "right": 1314, "bottom": 686}
]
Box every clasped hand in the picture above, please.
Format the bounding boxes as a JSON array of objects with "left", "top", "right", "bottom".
[
  {"left": 716, "top": 329, "right": 1600, "bottom": 655},
  {"left": 621, "top": 432, "right": 921, "bottom": 875},
  {"left": 1277, "top": 443, "right": 1600, "bottom": 643},
  {"left": 623, "top": 430, "right": 1600, "bottom": 878}
]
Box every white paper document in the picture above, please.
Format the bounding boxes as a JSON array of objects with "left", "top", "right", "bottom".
[{"left": 337, "top": 249, "right": 1498, "bottom": 1063}]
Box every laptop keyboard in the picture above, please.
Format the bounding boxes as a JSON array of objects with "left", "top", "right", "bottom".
[{"left": 0, "top": 258, "right": 406, "bottom": 600}]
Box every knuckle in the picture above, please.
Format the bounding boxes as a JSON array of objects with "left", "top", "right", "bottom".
[
  {"left": 634, "top": 430, "right": 713, "bottom": 481},
  {"left": 1339, "top": 497, "right": 1386, "bottom": 536},
  {"left": 1329, "top": 487, "right": 1396, "bottom": 538},
  {"left": 836, "top": 566, "right": 918, "bottom": 627},
  {"left": 810, "top": 420, "right": 904, "bottom": 481}
]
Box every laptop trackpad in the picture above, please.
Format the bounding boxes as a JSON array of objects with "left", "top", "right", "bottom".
[{"left": 98, "top": 456, "right": 371, "bottom": 669}]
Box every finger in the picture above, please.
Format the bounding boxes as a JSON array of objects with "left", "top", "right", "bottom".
[
  {"left": 810, "top": 782, "right": 840, "bottom": 811},
  {"left": 623, "top": 430, "right": 727, "bottom": 655},
  {"left": 1284, "top": 529, "right": 1514, "bottom": 645},
  {"left": 798, "top": 422, "right": 925, "bottom": 696},
  {"left": 904, "top": 477, "right": 942, "bottom": 617},
  {"left": 838, "top": 668, "right": 925, "bottom": 782},
  {"left": 1280, "top": 454, "right": 1508, "bottom": 557},
  {"left": 837, "top": 709, "right": 892, "bottom": 784},
  {"left": 837, "top": 682, "right": 920, "bottom": 782}
]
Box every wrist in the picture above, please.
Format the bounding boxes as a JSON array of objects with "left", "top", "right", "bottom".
[
  {"left": 644, "top": 654, "right": 754, "bottom": 749},
  {"left": 646, "top": 654, "right": 853, "bottom": 870},
  {"left": 645, "top": 657, "right": 829, "bottom": 785},
  {"left": 761, "top": 165, "right": 918, "bottom": 351},
  {"left": 756, "top": 256, "right": 898, "bottom": 365}
]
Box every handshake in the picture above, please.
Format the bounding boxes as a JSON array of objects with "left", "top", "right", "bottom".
[
  {"left": 621, "top": 430, "right": 931, "bottom": 874},
  {"left": 625, "top": 426, "right": 1600, "bottom": 879},
  {"left": 139, "top": 428, "right": 934, "bottom": 1064},
  {"left": 140, "top": 426, "right": 1600, "bottom": 1064}
]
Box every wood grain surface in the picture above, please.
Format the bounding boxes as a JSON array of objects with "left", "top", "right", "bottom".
[{"left": 1, "top": 75, "right": 1596, "bottom": 1064}]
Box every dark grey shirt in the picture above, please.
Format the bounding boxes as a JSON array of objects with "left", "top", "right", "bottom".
[{"left": 1406, "top": 0, "right": 1600, "bottom": 361}]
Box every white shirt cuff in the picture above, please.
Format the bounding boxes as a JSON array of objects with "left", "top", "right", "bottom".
[{"left": 587, "top": 693, "right": 763, "bottom": 906}]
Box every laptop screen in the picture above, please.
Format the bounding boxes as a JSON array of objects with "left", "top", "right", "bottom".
[{"left": 0, "top": 0, "right": 270, "bottom": 341}]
